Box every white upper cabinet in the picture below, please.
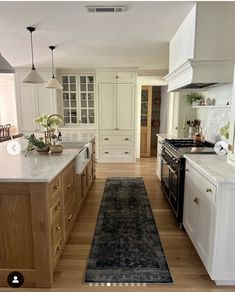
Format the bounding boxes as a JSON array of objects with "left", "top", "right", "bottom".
[
  {"left": 97, "top": 71, "right": 136, "bottom": 83},
  {"left": 99, "top": 83, "right": 116, "bottom": 130},
  {"left": 15, "top": 70, "right": 57, "bottom": 133},
  {"left": 98, "top": 83, "right": 135, "bottom": 131},
  {"left": 116, "top": 84, "right": 135, "bottom": 130}
]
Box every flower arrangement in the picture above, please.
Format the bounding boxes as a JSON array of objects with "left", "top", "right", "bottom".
[
  {"left": 34, "top": 114, "right": 62, "bottom": 129},
  {"left": 186, "top": 119, "right": 201, "bottom": 128}
]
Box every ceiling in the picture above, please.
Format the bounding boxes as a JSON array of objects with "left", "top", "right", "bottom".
[{"left": 0, "top": 1, "right": 194, "bottom": 71}]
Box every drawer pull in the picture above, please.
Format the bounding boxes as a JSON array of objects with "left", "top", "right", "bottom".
[
  {"left": 185, "top": 169, "right": 189, "bottom": 172},
  {"left": 206, "top": 188, "right": 212, "bottom": 192},
  {"left": 124, "top": 138, "right": 129, "bottom": 141},
  {"left": 124, "top": 151, "right": 129, "bottom": 154},
  {"left": 55, "top": 205, "right": 60, "bottom": 211},
  {"left": 67, "top": 183, "right": 72, "bottom": 190},
  {"left": 193, "top": 197, "right": 199, "bottom": 205},
  {"left": 56, "top": 226, "right": 61, "bottom": 231},
  {"left": 53, "top": 185, "right": 59, "bottom": 190},
  {"left": 68, "top": 214, "right": 73, "bottom": 221},
  {"left": 57, "top": 246, "right": 62, "bottom": 251},
  {"left": 104, "top": 151, "right": 109, "bottom": 154},
  {"left": 104, "top": 138, "right": 109, "bottom": 140}
]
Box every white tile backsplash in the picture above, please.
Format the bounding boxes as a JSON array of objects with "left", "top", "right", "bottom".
[{"left": 196, "top": 107, "right": 231, "bottom": 142}]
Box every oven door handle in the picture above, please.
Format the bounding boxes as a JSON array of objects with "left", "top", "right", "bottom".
[
  {"left": 161, "top": 155, "right": 177, "bottom": 174},
  {"left": 160, "top": 155, "right": 169, "bottom": 165},
  {"left": 168, "top": 165, "right": 177, "bottom": 174}
]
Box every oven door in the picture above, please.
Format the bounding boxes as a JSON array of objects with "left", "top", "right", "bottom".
[
  {"left": 161, "top": 156, "right": 170, "bottom": 198},
  {"left": 168, "top": 163, "right": 180, "bottom": 216}
]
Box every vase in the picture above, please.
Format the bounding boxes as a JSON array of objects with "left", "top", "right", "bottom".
[
  {"left": 188, "top": 127, "right": 196, "bottom": 138},
  {"left": 36, "top": 146, "right": 50, "bottom": 155}
]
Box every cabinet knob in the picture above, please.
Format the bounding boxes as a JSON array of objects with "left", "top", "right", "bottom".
[
  {"left": 67, "top": 183, "right": 72, "bottom": 190},
  {"left": 68, "top": 214, "right": 73, "bottom": 221},
  {"left": 193, "top": 197, "right": 199, "bottom": 205},
  {"left": 55, "top": 205, "right": 60, "bottom": 211},
  {"left": 124, "top": 138, "right": 129, "bottom": 141},
  {"left": 116, "top": 75, "right": 119, "bottom": 79},
  {"left": 57, "top": 246, "right": 62, "bottom": 251},
  {"left": 175, "top": 127, "right": 178, "bottom": 130},
  {"left": 53, "top": 185, "right": 59, "bottom": 190},
  {"left": 104, "top": 138, "right": 109, "bottom": 140},
  {"left": 104, "top": 151, "right": 109, "bottom": 154},
  {"left": 56, "top": 226, "right": 61, "bottom": 231},
  {"left": 206, "top": 188, "right": 212, "bottom": 192},
  {"left": 185, "top": 169, "right": 189, "bottom": 172},
  {"left": 124, "top": 152, "right": 129, "bottom": 154}
]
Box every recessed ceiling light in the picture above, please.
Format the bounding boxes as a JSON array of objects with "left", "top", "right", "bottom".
[{"left": 86, "top": 6, "right": 126, "bottom": 13}]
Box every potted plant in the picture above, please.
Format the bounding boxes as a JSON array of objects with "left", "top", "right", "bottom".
[
  {"left": 34, "top": 113, "right": 62, "bottom": 130},
  {"left": 185, "top": 92, "right": 205, "bottom": 105},
  {"left": 26, "top": 134, "right": 50, "bottom": 154}
]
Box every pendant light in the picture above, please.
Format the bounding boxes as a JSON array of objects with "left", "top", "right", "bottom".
[
  {"left": 23, "top": 26, "right": 44, "bottom": 84},
  {"left": 45, "top": 46, "right": 63, "bottom": 89},
  {"left": 0, "top": 53, "right": 15, "bottom": 73}
]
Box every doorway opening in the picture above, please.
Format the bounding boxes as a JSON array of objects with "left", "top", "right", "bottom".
[{"left": 140, "top": 86, "right": 161, "bottom": 157}]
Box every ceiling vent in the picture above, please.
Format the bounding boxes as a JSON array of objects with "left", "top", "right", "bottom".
[{"left": 86, "top": 6, "right": 126, "bottom": 13}]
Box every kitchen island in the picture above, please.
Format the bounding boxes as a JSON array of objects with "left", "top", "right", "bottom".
[{"left": 0, "top": 136, "right": 95, "bottom": 288}]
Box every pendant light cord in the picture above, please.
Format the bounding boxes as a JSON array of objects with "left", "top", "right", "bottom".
[
  {"left": 30, "top": 31, "right": 35, "bottom": 70},
  {"left": 51, "top": 49, "right": 55, "bottom": 78}
]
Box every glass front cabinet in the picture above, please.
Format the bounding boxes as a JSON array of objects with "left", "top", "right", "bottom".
[{"left": 62, "top": 74, "right": 95, "bottom": 126}]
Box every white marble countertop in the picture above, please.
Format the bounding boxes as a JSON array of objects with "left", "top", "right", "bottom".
[
  {"left": 0, "top": 134, "right": 94, "bottom": 183},
  {"left": 184, "top": 154, "right": 235, "bottom": 184},
  {"left": 156, "top": 133, "right": 184, "bottom": 140}
]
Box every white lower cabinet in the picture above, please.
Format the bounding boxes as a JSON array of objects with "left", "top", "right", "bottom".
[
  {"left": 183, "top": 161, "right": 235, "bottom": 285},
  {"left": 99, "top": 131, "right": 135, "bottom": 163}
]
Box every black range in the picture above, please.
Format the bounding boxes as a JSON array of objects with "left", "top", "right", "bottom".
[{"left": 160, "top": 138, "right": 215, "bottom": 227}]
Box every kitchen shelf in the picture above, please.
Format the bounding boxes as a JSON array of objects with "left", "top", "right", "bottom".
[{"left": 192, "top": 105, "right": 231, "bottom": 109}]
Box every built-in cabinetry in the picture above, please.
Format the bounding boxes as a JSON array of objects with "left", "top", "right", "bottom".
[
  {"left": 183, "top": 159, "right": 235, "bottom": 285},
  {"left": 15, "top": 70, "right": 57, "bottom": 133},
  {"left": 0, "top": 140, "right": 96, "bottom": 288},
  {"left": 97, "top": 71, "right": 136, "bottom": 163},
  {"left": 61, "top": 74, "right": 95, "bottom": 126}
]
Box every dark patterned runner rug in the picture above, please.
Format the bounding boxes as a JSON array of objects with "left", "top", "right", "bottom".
[{"left": 84, "top": 177, "right": 173, "bottom": 285}]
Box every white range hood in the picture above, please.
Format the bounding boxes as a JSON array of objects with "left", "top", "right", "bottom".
[
  {"left": 164, "top": 59, "right": 234, "bottom": 92},
  {"left": 165, "top": 3, "right": 235, "bottom": 92}
]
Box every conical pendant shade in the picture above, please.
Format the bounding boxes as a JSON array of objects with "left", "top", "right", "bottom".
[
  {"left": 23, "top": 66, "right": 45, "bottom": 83},
  {"left": 45, "top": 76, "right": 63, "bottom": 89},
  {"left": 0, "top": 53, "right": 15, "bottom": 73},
  {"left": 45, "top": 45, "right": 63, "bottom": 89},
  {"left": 23, "top": 26, "right": 44, "bottom": 84}
]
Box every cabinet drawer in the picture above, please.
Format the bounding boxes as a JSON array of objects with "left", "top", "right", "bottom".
[
  {"left": 62, "top": 162, "right": 75, "bottom": 205},
  {"left": 50, "top": 194, "right": 62, "bottom": 225},
  {"left": 51, "top": 215, "right": 63, "bottom": 249},
  {"left": 185, "top": 163, "right": 217, "bottom": 203},
  {"left": 51, "top": 238, "right": 63, "bottom": 270},
  {"left": 64, "top": 197, "right": 76, "bottom": 241},
  {"left": 100, "top": 134, "right": 133, "bottom": 145},
  {"left": 48, "top": 176, "right": 61, "bottom": 206},
  {"left": 100, "top": 148, "right": 133, "bottom": 158}
]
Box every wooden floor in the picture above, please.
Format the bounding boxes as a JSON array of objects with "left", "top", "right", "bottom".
[{"left": 1, "top": 158, "right": 235, "bottom": 292}]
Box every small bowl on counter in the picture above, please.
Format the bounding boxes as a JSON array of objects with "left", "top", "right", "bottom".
[{"left": 50, "top": 144, "right": 63, "bottom": 154}]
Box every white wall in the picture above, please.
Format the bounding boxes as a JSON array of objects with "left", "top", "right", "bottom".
[
  {"left": 136, "top": 76, "right": 167, "bottom": 158},
  {"left": 0, "top": 74, "right": 18, "bottom": 127}
]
